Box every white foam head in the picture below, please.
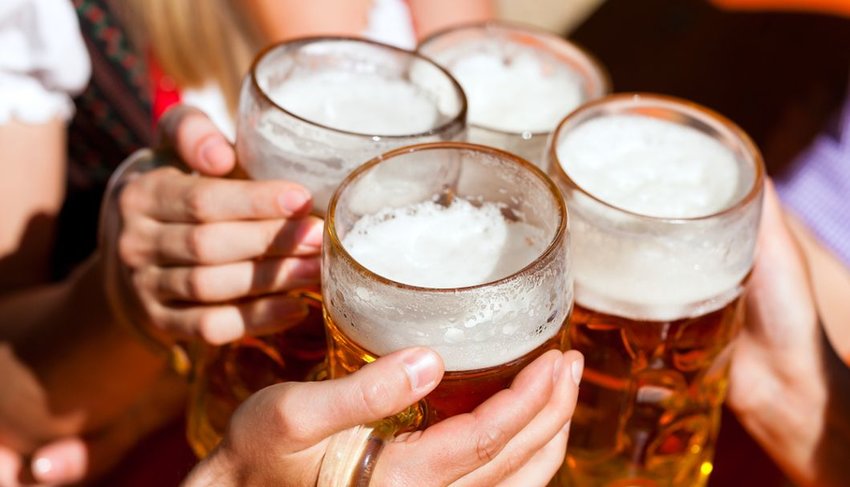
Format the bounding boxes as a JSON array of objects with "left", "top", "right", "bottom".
[
  {"left": 556, "top": 111, "right": 760, "bottom": 321},
  {"left": 326, "top": 197, "right": 569, "bottom": 371},
  {"left": 451, "top": 51, "right": 585, "bottom": 133},
  {"left": 343, "top": 199, "right": 546, "bottom": 288}
]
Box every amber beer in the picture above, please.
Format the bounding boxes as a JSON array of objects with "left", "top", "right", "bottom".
[
  {"left": 322, "top": 142, "right": 571, "bottom": 426},
  {"left": 187, "top": 38, "right": 467, "bottom": 457},
  {"left": 547, "top": 95, "right": 764, "bottom": 486},
  {"left": 326, "top": 315, "right": 567, "bottom": 424}
]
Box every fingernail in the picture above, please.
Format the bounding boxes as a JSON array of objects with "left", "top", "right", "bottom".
[
  {"left": 32, "top": 455, "right": 67, "bottom": 483},
  {"left": 199, "top": 135, "right": 234, "bottom": 172},
  {"left": 279, "top": 189, "right": 311, "bottom": 214},
  {"left": 402, "top": 348, "right": 441, "bottom": 392},
  {"left": 553, "top": 353, "right": 564, "bottom": 384},
  {"left": 571, "top": 357, "right": 584, "bottom": 386}
]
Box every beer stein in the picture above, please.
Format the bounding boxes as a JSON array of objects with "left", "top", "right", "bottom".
[
  {"left": 318, "top": 141, "right": 572, "bottom": 483},
  {"left": 548, "top": 94, "right": 764, "bottom": 486}
]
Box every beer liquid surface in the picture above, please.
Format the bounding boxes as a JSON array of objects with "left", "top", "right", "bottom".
[
  {"left": 267, "top": 71, "right": 439, "bottom": 135},
  {"left": 450, "top": 51, "right": 584, "bottom": 133}
]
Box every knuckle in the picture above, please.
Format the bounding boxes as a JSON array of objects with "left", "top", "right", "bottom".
[
  {"left": 118, "top": 233, "right": 144, "bottom": 267},
  {"left": 185, "top": 267, "right": 215, "bottom": 301},
  {"left": 355, "top": 379, "right": 395, "bottom": 420},
  {"left": 270, "top": 385, "right": 313, "bottom": 444},
  {"left": 475, "top": 426, "right": 508, "bottom": 463},
  {"left": 118, "top": 183, "right": 142, "bottom": 217},
  {"left": 185, "top": 185, "right": 214, "bottom": 221},
  {"left": 185, "top": 225, "right": 215, "bottom": 262}
]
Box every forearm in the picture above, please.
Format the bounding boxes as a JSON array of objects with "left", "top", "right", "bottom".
[{"left": 0, "top": 255, "right": 169, "bottom": 446}]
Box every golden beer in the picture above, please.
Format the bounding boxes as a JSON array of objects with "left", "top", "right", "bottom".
[
  {"left": 325, "top": 312, "right": 569, "bottom": 425},
  {"left": 547, "top": 94, "right": 765, "bottom": 486},
  {"left": 560, "top": 299, "right": 742, "bottom": 486}
]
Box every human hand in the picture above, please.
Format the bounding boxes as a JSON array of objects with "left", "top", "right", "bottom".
[
  {"left": 184, "top": 347, "right": 583, "bottom": 487},
  {"left": 726, "top": 180, "right": 850, "bottom": 487},
  {"left": 113, "top": 106, "right": 324, "bottom": 345},
  {"left": 0, "top": 368, "right": 185, "bottom": 487}
]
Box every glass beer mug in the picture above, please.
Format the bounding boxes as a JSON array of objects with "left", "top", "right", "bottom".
[
  {"left": 418, "top": 22, "right": 609, "bottom": 169},
  {"left": 318, "top": 141, "right": 572, "bottom": 483},
  {"left": 547, "top": 94, "right": 765, "bottom": 486},
  {"left": 187, "top": 37, "right": 467, "bottom": 457}
]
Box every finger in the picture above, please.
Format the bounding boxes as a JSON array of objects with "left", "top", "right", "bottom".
[
  {"left": 30, "top": 438, "right": 88, "bottom": 485},
  {"left": 0, "top": 445, "right": 23, "bottom": 486},
  {"left": 492, "top": 422, "right": 570, "bottom": 487},
  {"left": 152, "top": 216, "right": 323, "bottom": 265},
  {"left": 148, "top": 257, "right": 320, "bottom": 303},
  {"left": 375, "top": 349, "right": 563, "bottom": 486},
  {"left": 227, "top": 348, "right": 444, "bottom": 452},
  {"left": 455, "top": 351, "right": 582, "bottom": 486},
  {"left": 151, "top": 293, "right": 311, "bottom": 344},
  {"left": 121, "top": 167, "right": 313, "bottom": 223},
  {"left": 157, "top": 104, "right": 236, "bottom": 175},
  {"left": 748, "top": 180, "right": 817, "bottom": 341}
]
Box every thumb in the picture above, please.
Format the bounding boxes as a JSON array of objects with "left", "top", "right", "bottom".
[
  {"left": 231, "top": 347, "right": 444, "bottom": 451},
  {"left": 157, "top": 104, "right": 236, "bottom": 176}
]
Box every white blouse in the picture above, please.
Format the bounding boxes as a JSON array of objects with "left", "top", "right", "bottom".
[
  {"left": 0, "top": 0, "right": 416, "bottom": 136},
  {"left": 0, "top": 0, "right": 90, "bottom": 124}
]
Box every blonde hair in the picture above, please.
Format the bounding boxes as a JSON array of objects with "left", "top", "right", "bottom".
[{"left": 123, "top": 0, "right": 260, "bottom": 116}]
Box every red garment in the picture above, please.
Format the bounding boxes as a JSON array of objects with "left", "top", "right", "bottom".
[{"left": 148, "top": 54, "right": 181, "bottom": 124}]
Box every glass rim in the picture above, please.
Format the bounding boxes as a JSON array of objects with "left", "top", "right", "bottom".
[
  {"left": 248, "top": 35, "right": 468, "bottom": 140},
  {"left": 548, "top": 92, "right": 766, "bottom": 223},
  {"left": 326, "top": 141, "right": 569, "bottom": 293},
  {"left": 417, "top": 20, "right": 611, "bottom": 137}
]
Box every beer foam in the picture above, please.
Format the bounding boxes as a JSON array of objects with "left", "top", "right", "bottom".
[
  {"left": 342, "top": 199, "right": 545, "bottom": 287},
  {"left": 557, "top": 114, "right": 758, "bottom": 321},
  {"left": 450, "top": 52, "right": 584, "bottom": 133},
  {"left": 327, "top": 198, "right": 570, "bottom": 371},
  {"left": 558, "top": 115, "right": 742, "bottom": 218},
  {"left": 267, "top": 71, "right": 439, "bottom": 135}
]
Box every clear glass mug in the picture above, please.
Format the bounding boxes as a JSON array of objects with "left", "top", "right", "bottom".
[
  {"left": 418, "top": 21, "right": 609, "bottom": 170},
  {"left": 186, "top": 37, "right": 467, "bottom": 457},
  {"left": 318, "top": 141, "right": 572, "bottom": 483},
  {"left": 546, "top": 94, "right": 765, "bottom": 487}
]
